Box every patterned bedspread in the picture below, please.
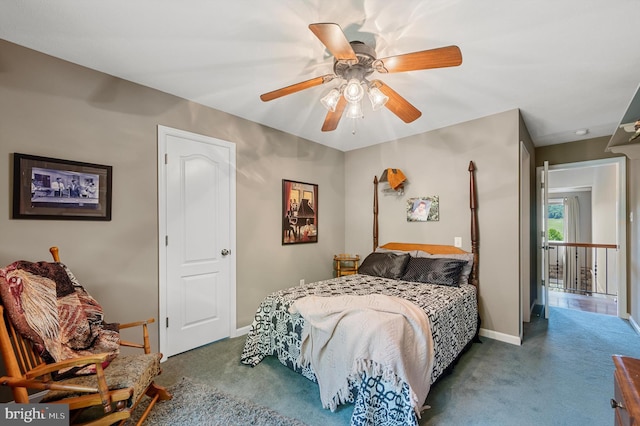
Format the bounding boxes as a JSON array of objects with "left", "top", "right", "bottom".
[{"left": 241, "top": 274, "right": 477, "bottom": 426}]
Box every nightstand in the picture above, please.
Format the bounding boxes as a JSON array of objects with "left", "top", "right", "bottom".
[{"left": 334, "top": 254, "right": 359, "bottom": 277}]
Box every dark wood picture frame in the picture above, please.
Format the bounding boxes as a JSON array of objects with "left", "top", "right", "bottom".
[
  {"left": 282, "top": 179, "right": 318, "bottom": 245},
  {"left": 13, "top": 153, "right": 113, "bottom": 221}
]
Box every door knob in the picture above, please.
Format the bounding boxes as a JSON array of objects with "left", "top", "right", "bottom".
[{"left": 221, "top": 249, "right": 231, "bottom": 256}]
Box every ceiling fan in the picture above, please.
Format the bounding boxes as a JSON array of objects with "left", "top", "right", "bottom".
[{"left": 260, "top": 23, "right": 463, "bottom": 132}]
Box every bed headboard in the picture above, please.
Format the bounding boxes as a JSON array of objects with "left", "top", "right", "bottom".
[
  {"left": 379, "top": 242, "right": 467, "bottom": 255},
  {"left": 373, "top": 161, "right": 479, "bottom": 290}
]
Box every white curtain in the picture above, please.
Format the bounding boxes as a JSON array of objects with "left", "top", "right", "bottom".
[{"left": 563, "top": 196, "right": 582, "bottom": 291}]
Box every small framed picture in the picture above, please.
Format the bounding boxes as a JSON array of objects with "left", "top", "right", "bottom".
[
  {"left": 13, "top": 153, "right": 112, "bottom": 221},
  {"left": 282, "top": 179, "right": 318, "bottom": 244},
  {"left": 407, "top": 196, "right": 439, "bottom": 222}
]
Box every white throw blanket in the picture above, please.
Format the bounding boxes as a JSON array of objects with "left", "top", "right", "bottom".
[{"left": 289, "top": 294, "right": 434, "bottom": 416}]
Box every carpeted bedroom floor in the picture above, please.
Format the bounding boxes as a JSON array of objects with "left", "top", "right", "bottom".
[{"left": 151, "top": 306, "right": 640, "bottom": 425}]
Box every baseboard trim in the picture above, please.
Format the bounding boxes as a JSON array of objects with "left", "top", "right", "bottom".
[
  {"left": 629, "top": 315, "right": 640, "bottom": 335},
  {"left": 234, "top": 325, "right": 251, "bottom": 337},
  {"left": 479, "top": 327, "right": 521, "bottom": 346}
]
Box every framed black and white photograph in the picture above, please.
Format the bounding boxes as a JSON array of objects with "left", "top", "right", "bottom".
[
  {"left": 13, "top": 153, "right": 112, "bottom": 221},
  {"left": 282, "top": 179, "right": 318, "bottom": 245}
]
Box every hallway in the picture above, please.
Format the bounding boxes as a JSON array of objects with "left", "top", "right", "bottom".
[{"left": 548, "top": 289, "right": 617, "bottom": 316}]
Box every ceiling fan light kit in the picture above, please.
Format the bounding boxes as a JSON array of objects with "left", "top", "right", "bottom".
[
  {"left": 260, "top": 22, "right": 462, "bottom": 132},
  {"left": 320, "top": 88, "right": 341, "bottom": 112},
  {"left": 345, "top": 100, "right": 364, "bottom": 119},
  {"left": 344, "top": 79, "right": 365, "bottom": 103},
  {"left": 368, "top": 86, "right": 389, "bottom": 111}
]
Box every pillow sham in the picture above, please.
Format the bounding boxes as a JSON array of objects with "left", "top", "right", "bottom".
[
  {"left": 401, "top": 257, "right": 467, "bottom": 287},
  {"left": 414, "top": 252, "right": 474, "bottom": 285},
  {"left": 375, "top": 247, "right": 419, "bottom": 257},
  {"left": 358, "top": 252, "right": 410, "bottom": 279}
]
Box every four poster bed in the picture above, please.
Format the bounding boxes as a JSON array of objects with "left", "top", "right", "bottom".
[{"left": 241, "top": 161, "right": 480, "bottom": 426}]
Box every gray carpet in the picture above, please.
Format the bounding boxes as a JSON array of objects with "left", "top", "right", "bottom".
[
  {"left": 128, "top": 377, "right": 307, "bottom": 426},
  {"left": 423, "top": 307, "right": 640, "bottom": 425},
  {"left": 152, "top": 306, "right": 640, "bottom": 426}
]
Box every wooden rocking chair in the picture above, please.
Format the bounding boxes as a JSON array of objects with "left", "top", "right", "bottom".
[{"left": 0, "top": 247, "right": 171, "bottom": 425}]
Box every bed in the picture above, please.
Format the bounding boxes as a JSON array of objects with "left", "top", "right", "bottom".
[{"left": 241, "top": 162, "right": 480, "bottom": 426}]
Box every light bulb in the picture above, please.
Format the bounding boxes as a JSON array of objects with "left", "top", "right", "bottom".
[
  {"left": 343, "top": 79, "right": 364, "bottom": 103},
  {"left": 320, "top": 88, "right": 341, "bottom": 112},
  {"left": 345, "top": 100, "right": 363, "bottom": 119},
  {"left": 368, "top": 86, "right": 389, "bottom": 111}
]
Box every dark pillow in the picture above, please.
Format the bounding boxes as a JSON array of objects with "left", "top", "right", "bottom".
[
  {"left": 401, "top": 257, "right": 467, "bottom": 287},
  {"left": 358, "top": 252, "right": 410, "bottom": 279},
  {"left": 414, "top": 252, "right": 474, "bottom": 285}
]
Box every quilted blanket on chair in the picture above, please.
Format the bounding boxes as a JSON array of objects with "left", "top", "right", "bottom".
[{"left": 0, "top": 260, "right": 120, "bottom": 378}]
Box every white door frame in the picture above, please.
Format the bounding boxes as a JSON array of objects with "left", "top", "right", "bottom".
[
  {"left": 535, "top": 157, "right": 627, "bottom": 318},
  {"left": 520, "top": 142, "right": 531, "bottom": 333},
  {"left": 542, "top": 161, "right": 550, "bottom": 319},
  {"left": 157, "top": 125, "right": 237, "bottom": 359}
]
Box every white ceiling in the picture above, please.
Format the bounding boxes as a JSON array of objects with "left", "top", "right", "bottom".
[{"left": 1, "top": 0, "right": 639, "bottom": 152}]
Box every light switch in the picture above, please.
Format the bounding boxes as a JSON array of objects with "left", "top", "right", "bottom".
[{"left": 454, "top": 237, "right": 462, "bottom": 247}]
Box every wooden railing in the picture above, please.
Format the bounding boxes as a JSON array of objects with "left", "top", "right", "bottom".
[{"left": 547, "top": 242, "right": 618, "bottom": 296}]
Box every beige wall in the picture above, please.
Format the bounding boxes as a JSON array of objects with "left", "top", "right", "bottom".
[
  {"left": 535, "top": 137, "right": 621, "bottom": 167},
  {"left": 344, "top": 109, "right": 523, "bottom": 340},
  {"left": 0, "top": 40, "right": 345, "bottom": 369}
]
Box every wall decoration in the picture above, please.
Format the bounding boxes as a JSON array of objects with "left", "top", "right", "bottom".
[
  {"left": 407, "top": 196, "right": 439, "bottom": 222},
  {"left": 282, "top": 179, "right": 318, "bottom": 244},
  {"left": 13, "top": 153, "right": 112, "bottom": 221}
]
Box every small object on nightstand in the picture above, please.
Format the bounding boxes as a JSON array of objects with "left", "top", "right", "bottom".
[{"left": 334, "top": 254, "right": 359, "bottom": 277}]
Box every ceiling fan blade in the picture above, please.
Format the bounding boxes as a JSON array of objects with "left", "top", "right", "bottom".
[
  {"left": 372, "top": 80, "right": 422, "bottom": 123},
  {"left": 377, "top": 46, "right": 462, "bottom": 73},
  {"left": 309, "top": 23, "right": 357, "bottom": 62},
  {"left": 321, "top": 96, "right": 347, "bottom": 132},
  {"left": 260, "top": 74, "right": 335, "bottom": 102}
]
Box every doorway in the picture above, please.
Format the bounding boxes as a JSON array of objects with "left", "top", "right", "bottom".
[
  {"left": 157, "top": 126, "right": 237, "bottom": 359},
  {"left": 536, "top": 157, "right": 627, "bottom": 319}
]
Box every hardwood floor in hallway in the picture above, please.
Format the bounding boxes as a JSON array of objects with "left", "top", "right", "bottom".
[{"left": 548, "top": 289, "right": 617, "bottom": 316}]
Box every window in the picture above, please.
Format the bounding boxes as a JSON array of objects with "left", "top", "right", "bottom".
[{"left": 548, "top": 199, "right": 564, "bottom": 241}]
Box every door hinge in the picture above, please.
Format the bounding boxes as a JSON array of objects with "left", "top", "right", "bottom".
[
  {"left": 164, "top": 153, "right": 168, "bottom": 164},
  {"left": 165, "top": 235, "right": 168, "bottom": 246},
  {"left": 540, "top": 182, "right": 545, "bottom": 189},
  {"left": 166, "top": 317, "right": 169, "bottom": 328}
]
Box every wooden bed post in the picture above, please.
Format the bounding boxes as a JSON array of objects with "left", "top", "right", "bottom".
[
  {"left": 469, "top": 161, "right": 479, "bottom": 291},
  {"left": 373, "top": 175, "right": 379, "bottom": 251},
  {"left": 372, "top": 163, "right": 479, "bottom": 296}
]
